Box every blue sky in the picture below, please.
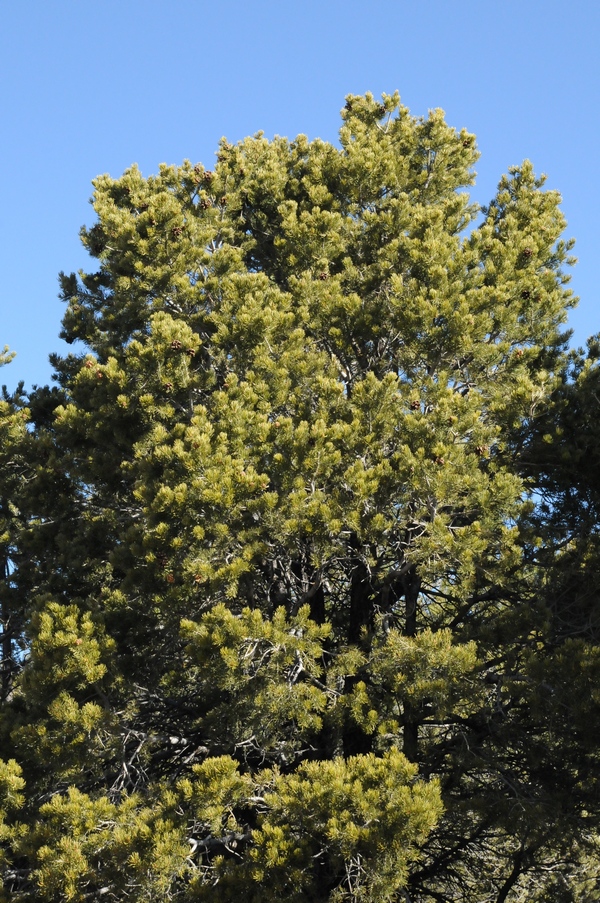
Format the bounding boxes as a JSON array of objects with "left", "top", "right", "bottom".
[{"left": 1, "top": 0, "right": 598, "bottom": 392}]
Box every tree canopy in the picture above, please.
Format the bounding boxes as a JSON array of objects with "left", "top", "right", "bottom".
[{"left": 1, "top": 91, "right": 599, "bottom": 902}]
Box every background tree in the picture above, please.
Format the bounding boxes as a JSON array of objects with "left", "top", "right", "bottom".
[
  {"left": 0, "top": 347, "right": 27, "bottom": 702},
  {"left": 0, "top": 92, "right": 597, "bottom": 902}
]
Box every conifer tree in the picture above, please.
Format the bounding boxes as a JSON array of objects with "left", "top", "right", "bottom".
[
  {"left": 1, "top": 92, "right": 598, "bottom": 902},
  {"left": 0, "top": 350, "right": 34, "bottom": 706}
]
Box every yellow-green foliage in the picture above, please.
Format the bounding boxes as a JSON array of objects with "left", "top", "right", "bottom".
[
  {"left": 0, "top": 92, "right": 592, "bottom": 903},
  {"left": 20, "top": 787, "right": 188, "bottom": 902},
  {"left": 194, "top": 750, "right": 442, "bottom": 902},
  {"left": 11, "top": 600, "right": 117, "bottom": 783},
  {"left": 180, "top": 605, "right": 331, "bottom": 754},
  {"left": 0, "top": 759, "right": 25, "bottom": 871}
]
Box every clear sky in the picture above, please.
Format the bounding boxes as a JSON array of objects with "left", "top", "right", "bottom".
[{"left": 1, "top": 0, "right": 598, "bottom": 392}]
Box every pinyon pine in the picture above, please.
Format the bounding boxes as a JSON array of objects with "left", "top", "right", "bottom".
[{"left": 0, "top": 92, "right": 598, "bottom": 902}]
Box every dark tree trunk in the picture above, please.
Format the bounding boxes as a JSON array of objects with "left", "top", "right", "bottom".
[
  {"left": 348, "top": 533, "right": 372, "bottom": 644},
  {"left": 309, "top": 583, "right": 325, "bottom": 625},
  {"left": 402, "top": 566, "right": 421, "bottom": 762}
]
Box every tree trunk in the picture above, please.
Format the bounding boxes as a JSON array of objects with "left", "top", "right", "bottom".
[
  {"left": 403, "top": 567, "right": 421, "bottom": 762},
  {"left": 348, "top": 533, "right": 372, "bottom": 644}
]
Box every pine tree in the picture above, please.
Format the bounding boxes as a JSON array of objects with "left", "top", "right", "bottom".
[
  {"left": 0, "top": 348, "right": 27, "bottom": 703},
  {"left": 1, "top": 92, "right": 597, "bottom": 902}
]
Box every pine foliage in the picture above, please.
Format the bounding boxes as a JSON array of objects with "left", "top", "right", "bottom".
[{"left": 0, "top": 92, "right": 598, "bottom": 902}]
